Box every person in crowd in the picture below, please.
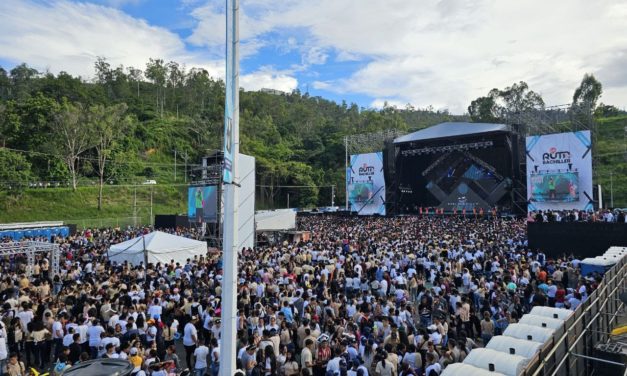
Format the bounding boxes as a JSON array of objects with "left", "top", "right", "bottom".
[{"left": 0, "top": 215, "right": 600, "bottom": 376}]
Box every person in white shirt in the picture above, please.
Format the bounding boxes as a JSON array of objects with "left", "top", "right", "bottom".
[
  {"left": 183, "top": 316, "right": 199, "bottom": 370},
  {"left": 194, "top": 344, "right": 210, "bottom": 376},
  {"left": 87, "top": 319, "right": 105, "bottom": 359}
]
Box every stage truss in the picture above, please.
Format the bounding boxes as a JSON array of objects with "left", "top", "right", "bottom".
[{"left": 0, "top": 241, "right": 60, "bottom": 278}]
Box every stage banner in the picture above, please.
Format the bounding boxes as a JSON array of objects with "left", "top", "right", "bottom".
[
  {"left": 347, "top": 152, "right": 386, "bottom": 215},
  {"left": 526, "top": 131, "right": 593, "bottom": 212}
]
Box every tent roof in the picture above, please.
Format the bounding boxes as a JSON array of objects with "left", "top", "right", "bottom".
[
  {"left": 394, "top": 122, "right": 510, "bottom": 144},
  {"left": 109, "top": 231, "right": 205, "bottom": 252},
  {"left": 256, "top": 209, "right": 296, "bottom": 232}
]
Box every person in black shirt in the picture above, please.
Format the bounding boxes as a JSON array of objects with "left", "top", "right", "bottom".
[{"left": 69, "top": 333, "right": 82, "bottom": 364}]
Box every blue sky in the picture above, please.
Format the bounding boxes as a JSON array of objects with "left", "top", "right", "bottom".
[{"left": 1, "top": 0, "right": 626, "bottom": 113}]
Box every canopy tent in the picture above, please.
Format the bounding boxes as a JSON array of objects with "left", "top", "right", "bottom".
[
  {"left": 107, "top": 231, "right": 207, "bottom": 266},
  {"left": 255, "top": 209, "right": 296, "bottom": 232}
]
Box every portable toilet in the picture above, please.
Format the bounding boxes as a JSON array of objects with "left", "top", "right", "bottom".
[
  {"left": 518, "top": 314, "right": 565, "bottom": 337},
  {"left": 463, "top": 348, "right": 527, "bottom": 376},
  {"left": 485, "top": 335, "right": 544, "bottom": 359},
  {"left": 503, "top": 323, "right": 555, "bottom": 343},
  {"left": 529, "top": 306, "right": 573, "bottom": 321},
  {"left": 580, "top": 257, "right": 615, "bottom": 277},
  {"left": 442, "top": 363, "right": 506, "bottom": 376}
]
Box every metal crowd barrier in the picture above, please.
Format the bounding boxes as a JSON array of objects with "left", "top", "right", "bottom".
[{"left": 523, "top": 255, "right": 627, "bottom": 376}]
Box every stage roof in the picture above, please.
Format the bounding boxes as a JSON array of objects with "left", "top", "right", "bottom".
[{"left": 394, "top": 122, "right": 510, "bottom": 144}]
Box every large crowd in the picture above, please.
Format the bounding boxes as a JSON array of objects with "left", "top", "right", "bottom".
[{"left": 0, "top": 215, "right": 600, "bottom": 376}]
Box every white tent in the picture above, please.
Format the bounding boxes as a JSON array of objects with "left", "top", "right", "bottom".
[
  {"left": 529, "top": 306, "right": 573, "bottom": 321},
  {"left": 107, "top": 231, "right": 207, "bottom": 266},
  {"left": 503, "top": 323, "right": 555, "bottom": 343},
  {"left": 518, "top": 314, "right": 565, "bottom": 336},
  {"left": 463, "top": 348, "right": 527, "bottom": 376},
  {"left": 486, "top": 336, "right": 544, "bottom": 359},
  {"left": 441, "top": 363, "right": 506, "bottom": 376},
  {"left": 255, "top": 209, "right": 296, "bottom": 232}
]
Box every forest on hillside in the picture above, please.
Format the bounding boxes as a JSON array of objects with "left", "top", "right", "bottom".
[{"left": 0, "top": 58, "right": 625, "bottom": 210}]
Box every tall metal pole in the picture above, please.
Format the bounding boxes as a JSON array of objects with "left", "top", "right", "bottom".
[
  {"left": 184, "top": 152, "right": 188, "bottom": 183},
  {"left": 149, "top": 187, "right": 153, "bottom": 226},
  {"left": 610, "top": 172, "right": 614, "bottom": 208},
  {"left": 345, "top": 136, "right": 349, "bottom": 210},
  {"left": 331, "top": 185, "right": 335, "bottom": 207},
  {"left": 287, "top": 193, "right": 290, "bottom": 208},
  {"left": 174, "top": 149, "right": 177, "bottom": 181},
  {"left": 219, "top": 0, "right": 240, "bottom": 374}
]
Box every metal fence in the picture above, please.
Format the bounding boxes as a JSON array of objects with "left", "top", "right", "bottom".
[
  {"left": 522, "top": 255, "right": 627, "bottom": 376},
  {"left": 65, "top": 216, "right": 151, "bottom": 230}
]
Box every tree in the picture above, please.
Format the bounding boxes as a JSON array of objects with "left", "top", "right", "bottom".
[
  {"left": 88, "top": 103, "right": 128, "bottom": 210},
  {"left": 468, "top": 94, "right": 500, "bottom": 123},
  {"left": 467, "top": 82, "right": 544, "bottom": 122},
  {"left": 497, "top": 81, "right": 545, "bottom": 114},
  {"left": 573, "top": 73, "right": 602, "bottom": 111},
  {"left": 0, "top": 148, "right": 32, "bottom": 193},
  {"left": 145, "top": 58, "right": 167, "bottom": 117},
  {"left": 50, "top": 101, "right": 92, "bottom": 190}
]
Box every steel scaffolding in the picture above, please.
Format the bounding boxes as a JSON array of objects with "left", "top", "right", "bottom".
[{"left": 0, "top": 241, "right": 61, "bottom": 278}]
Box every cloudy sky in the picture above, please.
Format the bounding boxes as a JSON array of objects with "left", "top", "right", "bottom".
[{"left": 1, "top": 0, "right": 626, "bottom": 113}]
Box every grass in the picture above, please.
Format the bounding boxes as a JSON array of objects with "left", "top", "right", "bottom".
[
  {"left": 0, "top": 184, "right": 186, "bottom": 228},
  {"left": 595, "top": 115, "right": 627, "bottom": 208}
]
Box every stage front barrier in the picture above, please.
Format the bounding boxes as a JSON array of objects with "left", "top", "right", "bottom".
[{"left": 523, "top": 255, "right": 626, "bottom": 376}]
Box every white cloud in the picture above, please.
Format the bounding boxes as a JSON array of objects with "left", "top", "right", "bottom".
[
  {"left": 0, "top": 0, "right": 297, "bottom": 93},
  {"left": 240, "top": 67, "right": 298, "bottom": 93},
  {"left": 302, "top": 47, "right": 328, "bottom": 65},
  {"left": 187, "top": 0, "right": 627, "bottom": 112}
]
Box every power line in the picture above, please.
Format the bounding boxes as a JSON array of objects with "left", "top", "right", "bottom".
[{"left": 2, "top": 147, "right": 201, "bottom": 167}]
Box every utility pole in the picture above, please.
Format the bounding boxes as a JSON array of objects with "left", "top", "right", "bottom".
[
  {"left": 610, "top": 171, "right": 614, "bottom": 208},
  {"left": 345, "top": 136, "right": 349, "bottom": 210},
  {"left": 174, "top": 149, "right": 177, "bottom": 181},
  {"left": 183, "top": 152, "right": 189, "bottom": 183},
  {"left": 133, "top": 187, "right": 137, "bottom": 227},
  {"left": 331, "top": 185, "right": 335, "bottom": 207},
  {"left": 150, "top": 187, "right": 153, "bottom": 226},
  {"left": 287, "top": 193, "right": 290, "bottom": 208}
]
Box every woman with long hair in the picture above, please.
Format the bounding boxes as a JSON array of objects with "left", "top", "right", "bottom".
[
  {"left": 374, "top": 350, "right": 395, "bottom": 376},
  {"left": 263, "top": 344, "right": 276, "bottom": 376}
]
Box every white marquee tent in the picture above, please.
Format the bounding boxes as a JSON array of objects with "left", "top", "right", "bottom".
[
  {"left": 107, "top": 231, "right": 207, "bottom": 266},
  {"left": 255, "top": 209, "right": 296, "bottom": 232}
]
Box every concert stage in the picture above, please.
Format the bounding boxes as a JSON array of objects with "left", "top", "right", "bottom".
[{"left": 387, "top": 122, "right": 522, "bottom": 215}]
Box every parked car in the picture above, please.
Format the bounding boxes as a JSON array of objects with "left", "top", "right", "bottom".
[{"left": 142, "top": 179, "right": 157, "bottom": 185}]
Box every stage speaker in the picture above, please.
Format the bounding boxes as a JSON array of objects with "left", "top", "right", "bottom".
[{"left": 383, "top": 141, "right": 398, "bottom": 216}]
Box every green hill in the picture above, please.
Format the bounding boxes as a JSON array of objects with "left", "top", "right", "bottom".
[
  {"left": 0, "top": 61, "right": 625, "bottom": 226},
  {"left": 0, "top": 185, "right": 185, "bottom": 228},
  {"left": 595, "top": 115, "right": 627, "bottom": 207}
]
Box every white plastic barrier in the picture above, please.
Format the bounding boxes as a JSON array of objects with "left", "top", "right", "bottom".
[
  {"left": 529, "top": 306, "right": 574, "bottom": 321},
  {"left": 485, "top": 335, "right": 544, "bottom": 359},
  {"left": 463, "top": 348, "right": 527, "bottom": 376},
  {"left": 518, "top": 314, "right": 565, "bottom": 337},
  {"left": 441, "top": 363, "right": 506, "bottom": 376},
  {"left": 503, "top": 323, "right": 555, "bottom": 343}
]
